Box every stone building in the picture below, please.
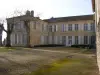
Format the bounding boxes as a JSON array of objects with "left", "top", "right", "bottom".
[
  {"left": 7, "top": 10, "right": 95, "bottom": 47},
  {"left": 92, "top": 0, "right": 100, "bottom": 73}
]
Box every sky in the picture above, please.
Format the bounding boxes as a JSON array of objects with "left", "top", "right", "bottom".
[{"left": 0, "top": 0, "right": 93, "bottom": 41}]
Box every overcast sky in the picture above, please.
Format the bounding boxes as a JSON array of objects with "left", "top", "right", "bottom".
[{"left": 0, "top": 0, "right": 93, "bottom": 40}]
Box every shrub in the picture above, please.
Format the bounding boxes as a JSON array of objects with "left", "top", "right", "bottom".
[{"left": 34, "top": 44, "right": 65, "bottom": 47}]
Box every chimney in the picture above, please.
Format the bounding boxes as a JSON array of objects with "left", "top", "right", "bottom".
[
  {"left": 26, "top": 10, "right": 30, "bottom": 16},
  {"left": 31, "top": 10, "right": 34, "bottom": 17}
]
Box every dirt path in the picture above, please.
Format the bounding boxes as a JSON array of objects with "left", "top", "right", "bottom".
[{"left": 33, "top": 49, "right": 96, "bottom": 58}]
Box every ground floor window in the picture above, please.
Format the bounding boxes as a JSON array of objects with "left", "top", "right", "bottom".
[
  {"left": 62, "top": 36, "right": 66, "bottom": 45},
  {"left": 84, "top": 36, "right": 88, "bottom": 44},
  {"left": 68, "top": 36, "right": 72, "bottom": 45},
  {"left": 75, "top": 36, "right": 78, "bottom": 45},
  {"left": 89, "top": 36, "right": 95, "bottom": 45}
]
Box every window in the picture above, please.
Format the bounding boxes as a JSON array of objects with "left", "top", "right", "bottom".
[
  {"left": 75, "top": 36, "right": 78, "bottom": 44},
  {"left": 75, "top": 24, "right": 78, "bottom": 31},
  {"left": 84, "top": 24, "right": 88, "bottom": 31},
  {"left": 68, "top": 36, "right": 72, "bottom": 44},
  {"left": 90, "top": 23, "right": 95, "bottom": 31},
  {"left": 42, "top": 24, "right": 47, "bottom": 32},
  {"left": 84, "top": 36, "right": 88, "bottom": 44},
  {"left": 44, "top": 36, "right": 48, "bottom": 44},
  {"left": 54, "top": 25, "right": 57, "bottom": 32},
  {"left": 22, "top": 34, "right": 27, "bottom": 44},
  {"left": 48, "top": 25, "right": 52, "bottom": 32},
  {"left": 89, "top": 36, "right": 95, "bottom": 44},
  {"left": 68, "top": 24, "right": 72, "bottom": 31},
  {"left": 62, "top": 36, "right": 66, "bottom": 45},
  {"left": 62, "top": 24, "right": 66, "bottom": 32}
]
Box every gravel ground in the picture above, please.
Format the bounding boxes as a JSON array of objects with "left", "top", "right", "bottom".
[{"left": 0, "top": 48, "right": 98, "bottom": 75}]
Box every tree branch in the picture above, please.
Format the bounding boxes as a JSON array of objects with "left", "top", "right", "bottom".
[{"left": 0, "top": 24, "right": 7, "bottom": 32}]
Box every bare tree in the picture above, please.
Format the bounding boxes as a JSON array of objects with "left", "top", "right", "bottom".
[
  {"left": 0, "top": 10, "right": 37, "bottom": 47},
  {"left": 0, "top": 10, "right": 23, "bottom": 47},
  {"left": 24, "top": 20, "right": 31, "bottom": 47}
]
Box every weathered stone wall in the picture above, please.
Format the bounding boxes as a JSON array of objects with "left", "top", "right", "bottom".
[{"left": 95, "top": 0, "right": 100, "bottom": 73}]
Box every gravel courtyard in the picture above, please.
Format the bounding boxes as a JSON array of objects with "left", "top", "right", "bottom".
[{"left": 0, "top": 47, "right": 98, "bottom": 75}]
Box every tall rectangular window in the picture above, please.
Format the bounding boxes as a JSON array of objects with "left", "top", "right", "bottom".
[
  {"left": 84, "top": 36, "right": 88, "bottom": 44},
  {"left": 48, "top": 25, "right": 52, "bottom": 32},
  {"left": 68, "top": 24, "right": 72, "bottom": 31},
  {"left": 42, "top": 24, "right": 47, "bottom": 32},
  {"left": 84, "top": 24, "right": 88, "bottom": 31},
  {"left": 89, "top": 36, "right": 95, "bottom": 44},
  {"left": 90, "top": 23, "right": 95, "bottom": 31},
  {"left": 54, "top": 25, "right": 57, "bottom": 32},
  {"left": 75, "top": 36, "right": 78, "bottom": 44},
  {"left": 62, "top": 36, "right": 66, "bottom": 45},
  {"left": 68, "top": 36, "right": 72, "bottom": 44},
  {"left": 62, "top": 24, "right": 66, "bottom": 32},
  {"left": 75, "top": 24, "right": 78, "bottom": 31}
]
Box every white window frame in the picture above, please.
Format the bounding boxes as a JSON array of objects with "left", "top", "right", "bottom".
[
  {"left": 68, "top": 24, "right": 72, "bottom": 31},
  {"left": 75, "top": 24, "right": 78, "bottom": 31},
  {"left": 84, "top": 24, "right": 88, "bottom": 31}
]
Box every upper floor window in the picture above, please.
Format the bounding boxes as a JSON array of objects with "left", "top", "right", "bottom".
[
  {"left": 84, "top": 23, "right": 88, "bottom": 31},
  {"left": 68, "top": 24, "right": 72, "bottom": 31},
  {"left": 75, "top": 24, "right": 78, "bottom": 31},
  {"left": 90, "top": 23, "right": 95, "bottom": 31},
  {"left": 62, "top": 24, "right": 66, "bottom": 32},
  {"left": 54, "top": 25, "right": 57, "bottom": 32},
  {"left": 48, "top": 25, "right": 57, "bottom": 32},
  {"left": 14, "top": 22, "right": 21, "bottom": 29},
  {"left": 48, "top": 25, "right": 52, "bottom": 32}
]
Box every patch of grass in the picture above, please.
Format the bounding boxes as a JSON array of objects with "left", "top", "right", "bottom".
[
  {"left": 80, "top": 49, "right": 95, "bottom": 54},
  {"left": 0, "top": 47, "right": 18, "bottom": 52},
  {"left": 21, "top": 57, "right": 98, "bottom": 75}
]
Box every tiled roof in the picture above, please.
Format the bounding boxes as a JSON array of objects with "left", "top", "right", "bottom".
[{"left": 43, "top": 15, "right": 94, "bottom": 23}]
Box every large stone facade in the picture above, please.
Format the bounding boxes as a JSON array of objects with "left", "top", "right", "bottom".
[{"left": 7, "top": 10, "right": 95, "bottom": 47}]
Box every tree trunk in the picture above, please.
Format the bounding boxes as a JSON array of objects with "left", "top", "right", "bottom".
[
  {"left": 6, "top": 32, "right": 11, "bottom": 47},
  {"left": 26, "top": 31, "right": 31, "bottom": 47},
  {"left": 24, "top": 21, "right": 31, "bottom": 48}
]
